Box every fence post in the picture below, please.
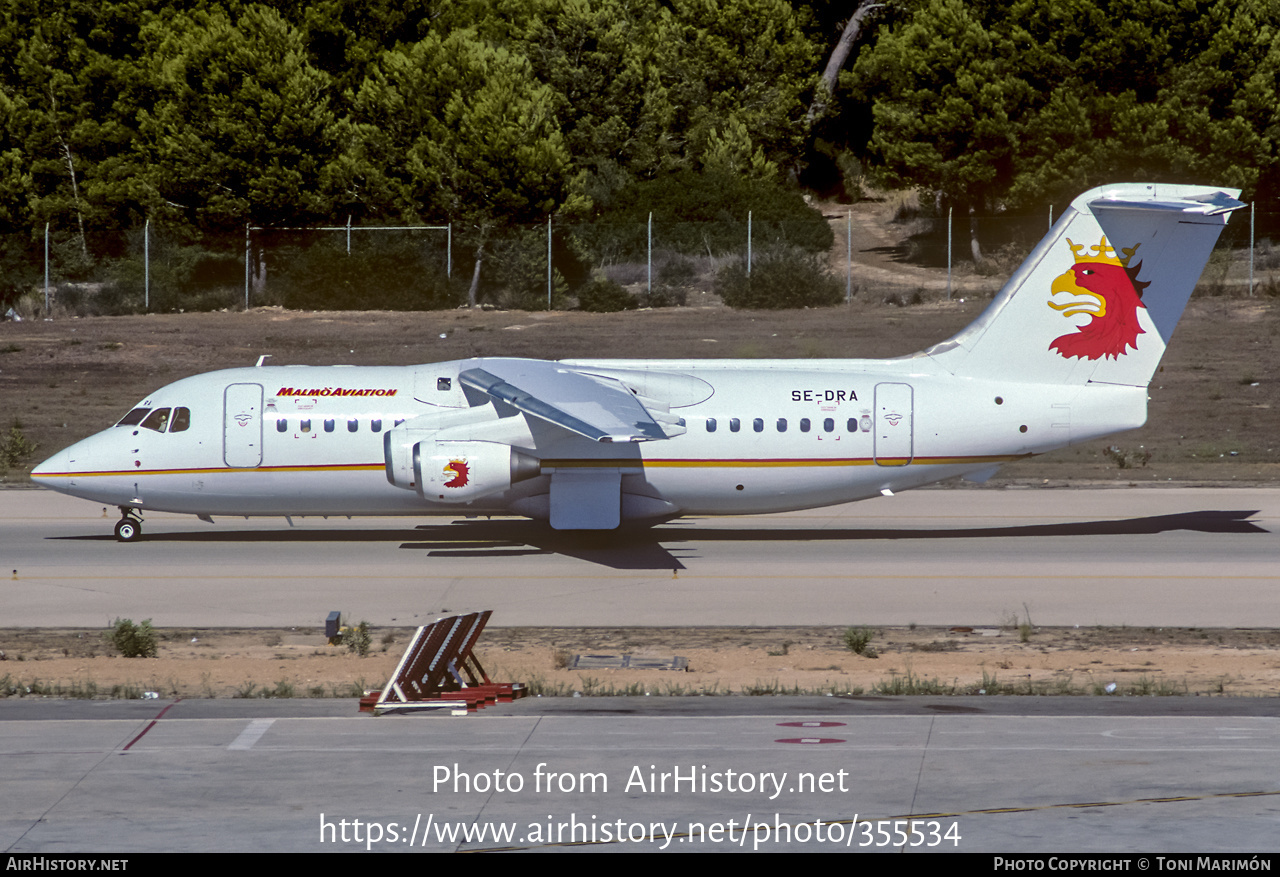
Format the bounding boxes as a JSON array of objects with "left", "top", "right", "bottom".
[
  {"left": 547, "top": 215, "right": 552, "bottom": 310},
  {"left": 144, "top": 218, "right": 150, "bottom": 311},
  {"left": 747, "top": 210, "right": 752, "bottom": 277},
  {"left": 244, "top": 224, "right": 251, "bottom": 310},
  {"left": 1250, "top": 201, "right": 1255, "bottom": 297},
  {"left": 947, "top": 206, "right": 953, "bottom": 301},
  {"left": 346, "top": 215, "right": 351, "bottom": 255},
  {"left": 846, "top": 210, "right": 852, "bottom": 303},
  {"left": 44, "top": 222, "right": 50, "bottom": 315},
  {"left": 647, "top": 211, "right": 652, "bottom": 297},
  {"left": 447, "top": 223, "right": 452, "bottom": 279}
]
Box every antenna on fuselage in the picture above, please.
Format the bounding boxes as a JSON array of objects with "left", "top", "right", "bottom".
[{"left": 255, "top": 355, "right": 272, "bottom": 367}]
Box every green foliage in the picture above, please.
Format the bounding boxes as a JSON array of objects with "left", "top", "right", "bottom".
[
  {"left": 574, "top": 171, "right": 834, "bottom": 265},
  {"left": 108, "top": 618, "right": 157, "bottom": 659},
  {"left": 135, "top": 6, "right": 340, "bottom": 232},
  {"left": 717, "top": 248, "right": 843, "bottom": 310},
  {"left": 842, "top": 626, "right": 878, "bottom": 657},
  {"left": 851, "top": 0, "right": 1280, "bottom": 214},
  {"left": 93, "top": 228, "right": 246, "bottom": 314},
  {"left": 349, "top": 28, "right": 572, "bottom": 226},
  {"left": 576, "top": 277, "right": 636, "bottom": 313},
  {"left": 484, "top": 228, "right": 569, "bottom": 311},
  {"left": 343, "top": 620, "right": 372, "bottom": 657},
  {"left": 639, "top": 285, "right": 687, "bottom": 309},
  {"left": 0, "top": 421, "right": 38, "bottom": 470},
  {"left": 3, "top": 0, "right": 1276, "bottom": 310},
  {"left": 271, "top": 236, "right": 460, "bottom": 311}
]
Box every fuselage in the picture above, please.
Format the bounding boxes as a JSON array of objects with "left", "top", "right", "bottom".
[
  {"left": 30, "top": 356, "right": 1145, "bottom": 521},
  {"left": 28, "top": 182, "right": 1243, "bottom": 535}
]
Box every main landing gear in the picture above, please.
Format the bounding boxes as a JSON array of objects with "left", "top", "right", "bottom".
[{"left": 115, "top": 508, "right": 143, "bottom": 542}]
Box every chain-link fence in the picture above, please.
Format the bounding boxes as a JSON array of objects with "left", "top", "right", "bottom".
[{"left": 8, "top": 204, "right": 1278, "bottom": 319}]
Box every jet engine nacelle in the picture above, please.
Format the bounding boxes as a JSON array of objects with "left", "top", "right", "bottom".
[{"left": 413, "top": 439, "right": 540, "bottom": 503}]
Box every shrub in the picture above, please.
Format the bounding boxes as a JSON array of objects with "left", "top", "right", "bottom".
[
  {"left": 570, "top": 170, "right": 834, "bottom": 263},
  {"left": 0, "top": 422, "right": 38, "bottom": 470},
  {"left": 272, "top": 235, "right": 461, "bottom": 311},
  {"left": 717, "top": 248, "right": 843, "bottom": 310},
  {"left": 639, "top": 285, "right": 687, "bottom": 308},
  {"left": 108, "top": 618, "right": 158, "bottom": 658},
  {"left": 344, "top": 620, "right": 372, "bottom": 657},
  {"left": 485, "top": 229, "right": 570, "bottom": 310},
  {"left": 577, "top": 277, "right": 637, "bottom": 312},
  {"left": 842, "top": 626, "right": 877, "bottom": 658}
]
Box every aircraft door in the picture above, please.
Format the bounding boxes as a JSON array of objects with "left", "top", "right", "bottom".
[
  {"left": 874, "top": 382, "right": 913, "bottom": 466},
  {"left": 224, "top": 383, "right": 264, "bottom": 468}
]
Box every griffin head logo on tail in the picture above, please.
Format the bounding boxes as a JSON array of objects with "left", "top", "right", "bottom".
[{"left": 1048, "top": 236, "right": 1150, "bottom": 361}]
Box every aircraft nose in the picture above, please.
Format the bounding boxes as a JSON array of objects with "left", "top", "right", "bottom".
[{"left": 30, "top": 449, "right": 69, "bottom": 486}]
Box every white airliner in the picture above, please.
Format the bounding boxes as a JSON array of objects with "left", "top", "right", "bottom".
[{"left": 33, "top": 183, "right": 1243, "bottom": 540}]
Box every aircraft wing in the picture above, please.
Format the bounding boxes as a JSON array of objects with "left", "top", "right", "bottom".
[{"left": 458, "top": 361, "right": 681, "bottom": 443}]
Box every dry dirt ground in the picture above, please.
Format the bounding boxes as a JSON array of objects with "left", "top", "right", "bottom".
[
  {"left": 2, "top": 201, "right": 1278, "bottom": 700},
  {"left": 3, "top": 625, "right": 1280, "bottom": 702}
]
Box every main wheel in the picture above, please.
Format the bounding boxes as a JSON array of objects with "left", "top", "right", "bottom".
[{"left": 114, "top": 519, "right": 142, "bottom": 542}]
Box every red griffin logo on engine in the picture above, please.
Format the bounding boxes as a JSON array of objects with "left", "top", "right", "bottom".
[
  {"left": 1047, "top": 236, "right": 1149, "bottom": 360},
  {"left": 442, "top": 460, "right": 469, "bottom": 488}
]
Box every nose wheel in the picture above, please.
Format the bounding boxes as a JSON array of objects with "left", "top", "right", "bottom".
[{"left": 115, "top": 510, "right": 143, "bottom": 542}]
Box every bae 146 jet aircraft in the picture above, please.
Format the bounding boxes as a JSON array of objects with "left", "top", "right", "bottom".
[{"left": 33, "top": 183, "right": 1243, "bottom": 540}]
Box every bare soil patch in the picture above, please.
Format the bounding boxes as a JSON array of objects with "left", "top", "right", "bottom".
[{"left": 3, "top": 625, "right": 1278, "bottom": 701}]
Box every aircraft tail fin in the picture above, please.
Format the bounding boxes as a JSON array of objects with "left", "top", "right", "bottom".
[{"left": 925, "top": 183, "right": 1244, "bottom": 386}]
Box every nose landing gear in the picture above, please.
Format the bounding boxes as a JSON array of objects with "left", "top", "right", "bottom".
[{"left": 115, "top": 508, "right": 143, "bottom": 542}]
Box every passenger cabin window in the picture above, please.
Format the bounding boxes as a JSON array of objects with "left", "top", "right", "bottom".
[
  {"left": 706, "top": 418, "right": 717, "bottom": 433},
  {"left": 437, "top": 377, "right": 452, "bottom": 391},
  {"left": 324, "top": 419, "right": 335, "bottom": 433},
  {"left": 277, "top": 419, "right": 288, "bottom": 432},
  {"left": 348, "top": 419, "right": 359, "bottom": 433},
  {"left": 170, "top": 407, "right": 191, "bottom": 432},
  {"left": 800, "top": 418, "right": 811, "bottom": 433},
  {"left": 371, "top": 419, "right": 383, "bottom": 433},
  {"left": 117, "top": 407, "right": 150, "bottom": 427},
  {"left": 729, "top": 418, "right": 740, "bottom": 433},
  {"left": 777, "top": 418, "right": 787, "bottom": 432},
  {"left": 140, "top": 408, "right": 171, "bottom": 433},
  {"left": 753, "top": 418, "right": 764, "bottom": 433},
  {"left": 300, "top": 419, "right": 312, "bottom": 433},
  {"left": 824, "top": 418, "right": 834, "bottom": 433},
  {"left": 847, "top": 418, "right": 857, "bottom": 433}
]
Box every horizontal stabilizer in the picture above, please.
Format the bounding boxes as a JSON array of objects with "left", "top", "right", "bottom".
[{"left": 924, "top": 183, "right": 1243, "bottom": 387}]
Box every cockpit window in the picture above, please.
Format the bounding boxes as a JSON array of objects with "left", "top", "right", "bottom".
[
  {"left": 117, "top": 407, "right": 150, "bottom": 427},
  {"left": 140, "top": 408, "right": 171, "bottom": 433},
  {"left": 170, "top": 407, "right": 191, "bottom": 433}
]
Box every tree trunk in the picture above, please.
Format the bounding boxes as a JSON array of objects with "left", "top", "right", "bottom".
[
  {"left": 467, "top": 240, "right": 485, "bottom": 309},
  {"left": 806, "top": 2, "right": 884, "bottom": 125},
  {"left": 968, "top": 204, "right": 984, "bottom": 265},
  {"left": 253, "top": 246, "right": 267, "bottom": 295}
]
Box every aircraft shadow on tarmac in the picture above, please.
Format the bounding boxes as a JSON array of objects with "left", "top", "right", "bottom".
[{"left": 52, "top": 509, "right": 1266, "bottom": 571}]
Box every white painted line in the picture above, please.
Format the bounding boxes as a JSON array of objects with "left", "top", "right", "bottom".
[{"left": 228, "top": 718, "right": 276, "bottom": 751}]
